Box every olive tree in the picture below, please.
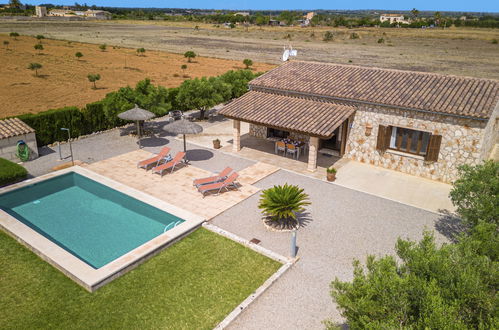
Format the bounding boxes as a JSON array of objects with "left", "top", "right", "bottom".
[
  {"left": 176, "top": 77, "right": 231, "bottom": 120},
  {"left": 243, "top": 58, "right": 253, "bottom": 69},
  {"left": 75, "top": 52, "right": 83, "bottom": 60},
  {"left": 34, "top": 43, "right": 44, "bottom": 54},
  {"left": 183, "top": 51, "right": 196, "bottom": 63},
  {"left": 136, "top": 47, "right": 146, "bottom": 56},
  {"left": 27, "top": 62, "right": 42, "bottom": 76},
  {"left": 9, "top": 32, "right": 19, "bottom": 40},
  {"left": 87, "top": 73, "right": 101, "bottom": 89}
]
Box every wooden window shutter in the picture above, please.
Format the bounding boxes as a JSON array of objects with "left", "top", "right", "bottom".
[
  {"left": 376, "top": 125, "right": 389, "bottom": 152},
  {"left": 425, "top": 134, "right": 442, "bottom": 161}
]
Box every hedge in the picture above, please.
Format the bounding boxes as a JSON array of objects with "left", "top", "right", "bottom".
[
  {"left": 11, "top": 70, "right": 262, "bottom": 146},
  {"left": 0, "top": 158, "right": 28, "bottom": 186}
]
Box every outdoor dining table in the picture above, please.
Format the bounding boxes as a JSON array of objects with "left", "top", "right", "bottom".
[{"left": 275, "top": 139, "right": 307, "bottom": 159}]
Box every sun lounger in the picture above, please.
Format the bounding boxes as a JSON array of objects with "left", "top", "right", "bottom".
[
  {"left": 193, "top": 167, "right": 233, "bottom": 188},
  {"left": 137, "top": 147, "right": 171, "bottom": 169},
  {"left": 152, "top": 152, "right": 186, "bottom": 176},
  {"left": 198, "top": 172, "right": 239, "bottom": 197}
]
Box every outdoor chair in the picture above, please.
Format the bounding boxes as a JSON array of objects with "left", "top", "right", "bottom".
[
  {"left": 193, "top": 167, "right": 233, "bottom": 188},
  {"left": 152, "top": 151, "right": 186, "bottom": 176},
  {"left": 275, "top": 141, "right": 286, "bottom": 155},
  {"left": 286, "top": 144, "right": 298, "bottom": 159},
  {"left": 197, "top": 172, "right": 239, "bottom": 197},
  {"left": 137, "top": 147, "right": 171, "bottom": 169},
  {"left": 169, "top": 110, "right": 183, "bottom": 121}
]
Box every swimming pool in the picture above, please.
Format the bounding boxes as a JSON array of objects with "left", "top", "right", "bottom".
[{"left": 0, "top": 167, "right": 205, "bottom": 291}]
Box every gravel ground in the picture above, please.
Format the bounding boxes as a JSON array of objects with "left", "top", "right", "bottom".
[
  {"left": 18, "top": 118, "right": 454, "bottom": 329},
  {"left": 210, "top": 169, "right": 450, "bottom": 329}
]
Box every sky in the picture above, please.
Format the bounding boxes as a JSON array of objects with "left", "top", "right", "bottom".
[{"left": 19, "top": 0, "right": 499, "bottom": 12}]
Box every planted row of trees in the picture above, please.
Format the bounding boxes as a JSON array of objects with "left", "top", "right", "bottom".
[
  {"left": 329, "top": 161, "right": 498, "bottom": 328},
  {"left": 16, "top": 69, "right": 261, "bottom": 146}
]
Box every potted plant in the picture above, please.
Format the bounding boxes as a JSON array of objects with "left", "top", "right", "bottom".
[
  {"left": 213, "top": 138, "right": 221, "bottom": 149},
  {"left": 326, "top": 167, "right": 337, "bottom": 182},
  {"left": 258, "top": 184, "right": 310, "bottom": 231}
]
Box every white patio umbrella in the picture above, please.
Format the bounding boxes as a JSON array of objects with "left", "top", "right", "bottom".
[
  {"left": 162, "top": 119, "right": 203, "bottom": 163},
  {"left": 118, "top": 104, "right": 155, "bottom": 149}
]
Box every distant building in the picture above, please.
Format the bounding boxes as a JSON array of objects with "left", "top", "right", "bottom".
[
  {"left": 48, "top": 9, "right": 110, "bottom": 19},
  {"left": 380, "top": 14, "right": 409, "bottom": 24},
  {"left": 304, "top": 12, "right": 315, "bottom": 20},
  {"left": 35, "top": 6, "right": 47, "bottom": 17},
  {"left": 84, "top": 10, "right": 110, "bottom": 19},
  {"left": 234, "top": 12, "right": 250, "bottom": 16}
]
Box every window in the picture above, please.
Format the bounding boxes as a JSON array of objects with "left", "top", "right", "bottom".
[
  {"left": 389, "top": 126, "right": 431, "bottom": 156},
  {"left": 267, "top": 128, "right": 289, "bottom": 139}
]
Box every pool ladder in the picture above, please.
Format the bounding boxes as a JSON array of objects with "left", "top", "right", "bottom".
[{"left": 163, "top": 220, "right": 182, "bottom": 233}]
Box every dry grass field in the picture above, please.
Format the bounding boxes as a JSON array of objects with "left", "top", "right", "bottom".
[
  {"left": 0, "top": 34, "right": 274, "bottom": 117},
  {"left": 0, "top": 20, "right": 498, "bottom": 117}
]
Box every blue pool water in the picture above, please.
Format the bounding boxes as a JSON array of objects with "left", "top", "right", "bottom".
[{"left": 0, "top": 173, "right": 184, "bottom": 269}]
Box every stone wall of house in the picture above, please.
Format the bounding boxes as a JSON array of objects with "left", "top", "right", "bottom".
[
  {"left": 480, "top": 101, "right": 499, "bottom": 161},
  {"left": 344, "top": 105, "right": 487, "bottom": 183},
  {"left": 249, "top": 124, "right": 310, "bottom": 142},
  {"left": 249, "top": 124, "right": 267, "bottom": 138}
]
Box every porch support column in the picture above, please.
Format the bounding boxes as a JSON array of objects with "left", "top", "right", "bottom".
[
  {"left": 307, "top": 136, "right": 319, "bottom": 172},
  {"left": 232, "top": 119, "right": 241, "bottom": 152}
]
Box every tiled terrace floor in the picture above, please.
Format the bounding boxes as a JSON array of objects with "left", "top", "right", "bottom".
[{"left": 85, "top": 150, "right": 277, "bottom": 220}]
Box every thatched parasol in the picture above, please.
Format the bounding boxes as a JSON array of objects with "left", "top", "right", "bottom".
[
  {"left": 118, "top": 104, "right": 155, "bottom": 148},
  {"left": 163, "top": 119, "right": 203, "bottom": 163}
]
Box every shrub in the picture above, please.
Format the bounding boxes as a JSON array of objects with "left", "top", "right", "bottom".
[
  {"left": 35, "top": 34, "right": 45, "bottom": 42},
  {"left": 492, "top": 39, "right": 498, "bottom": 44},
  {"left": 75, "top": 51, "right": 83, "bottom": 60},
  {"left": 184, "top": 51, "right": 196, "bottom": 62},
  {"left": 329, "top": 230, "right": 498, "bottom": 329},
  {"left": 18, "top": 107, "right": 84, "bottom": 146},
  {"left": 136, "top": 47, "right": 146, "bottom": 56},
  {"left": 323, "top": 31, "right": 334, "bottom": 41},
  {"left": 0, "top": 158, "right": 28, "bottom": 186},
  {"left": 27, "top": 62, "right": 42, "bottom": 76},
  {"left": 258, "top": 184, "right": 310, "bottom": 221},
  {"left": 377, "top": 38, "right": 384, "bottom": 43},
  {"left": 350, "top": 32, "right": 360, "bottom": 39},
  {"left": 87, "top": 73, "right": 101, "bottom": 89},
  {"left": 3, "top": 40, "right": 9, "bottom": 48},
  {"left": 243, "top": 58, "right": 253, "bottom": 69},
  {"left": 449, "top": 160, "right": 499, "bottom": 228},
  {"left": 99, "top": 44, "right": 106, "bottom": 51}
]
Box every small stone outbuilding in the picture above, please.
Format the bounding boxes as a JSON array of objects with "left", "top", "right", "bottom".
[{"left": 0, "top": 118, "right": 38, "bottom": 162}]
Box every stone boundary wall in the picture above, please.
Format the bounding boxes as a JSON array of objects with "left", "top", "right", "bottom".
[{"left": 344, "top": 105, "right": 487, "bottom": 183}]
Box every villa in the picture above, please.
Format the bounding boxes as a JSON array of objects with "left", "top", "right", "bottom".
[{"left": 221, "top": 61, "right": 499, "bottom": 183}]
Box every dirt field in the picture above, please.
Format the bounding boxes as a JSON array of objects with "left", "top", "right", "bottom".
[
  {"left": 0, "top": 20, "right": 498, "bottom": 80},
  {"left": 0, "top": 34, "right": 274, "bottom": 117},
  {"left": 0, "top": 20, "right": 498, "bottom": 117}
]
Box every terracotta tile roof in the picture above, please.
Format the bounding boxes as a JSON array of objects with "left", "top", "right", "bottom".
[
  {"left": 0, "top": 118, "right": 35, "bottom": 139},
  {"left": 250, "top": 61, "right": 499, "bottom": 119},
  {"left": 220, "top": 91, "right": 356, "bottom": 138}
]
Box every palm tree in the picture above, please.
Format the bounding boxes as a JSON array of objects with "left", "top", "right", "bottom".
[
  {"left": 258, "top": 184, "right": 310, "bottom": 230},
  {"left": 411, "top": 8, "right": 420, "bottom": 20}
]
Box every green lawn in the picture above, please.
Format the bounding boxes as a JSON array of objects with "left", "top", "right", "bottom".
[{"left": 0, "top": 228, "right": 281, "bottom": 329}]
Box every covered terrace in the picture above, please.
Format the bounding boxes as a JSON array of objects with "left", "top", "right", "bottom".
[{"left": 219, "top": 90, "right": 356, "bottom": 172}]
